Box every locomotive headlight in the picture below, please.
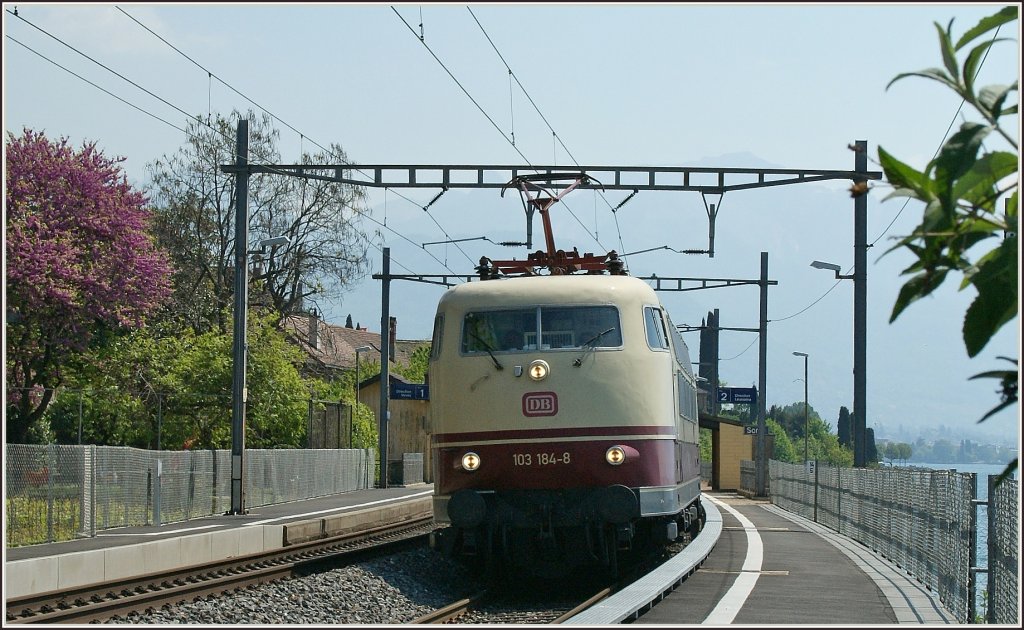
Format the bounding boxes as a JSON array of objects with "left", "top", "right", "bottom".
[
  {"left": 461, "top": 452, "right": 481, "bottom": 471},
  {"left": 528, "top": 359, "right": 550, "bottom": 381},
  {"left": 606, "top": 445, "right": 626, "bottom": 466}
]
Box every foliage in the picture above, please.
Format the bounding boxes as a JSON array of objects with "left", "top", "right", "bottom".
[
  {"left": 877, "top": 6, "right": 1018, "bottom": 480},
  {"left": 814, "top": 428, "right": 854, "bottom": 467},
  {"left": 837, "top": 406, "right": 852, "bottom": 448},
  {"left": 393, "top": 345, "right": 431, "bottom": 383},
  {"left": 306, "top": 375, "right": 378, "bottom": 451},
  {"left": 881, "top": 441, "right": 914, "bottom": 466},
  {"left": 5, "top": 129, "right": 172, "bottom": 443},
  {"left": 865, "top": 428, "right": 880, "bottom": 465},
  {"left": 699, "top": 427, "right": 712, "bottom": 464},
  {"left": 45, "top": 311, "right": 311, "bottom": 450},
  {"left": 766, "top": 418, "right": 797, "bottom": 464},
  {"left": 146, "top": 109, "right": 370, "bottom": 334}
]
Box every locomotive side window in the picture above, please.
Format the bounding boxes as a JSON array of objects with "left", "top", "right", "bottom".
[
  {"left": 644, "top": 306, "right": 669, "bottom": 350},
  {"left": 462, "top": 306, "right": 621, "bottom": 354},
  {"left": 430, "top": 315, "right": 444, "bottom": 361}
]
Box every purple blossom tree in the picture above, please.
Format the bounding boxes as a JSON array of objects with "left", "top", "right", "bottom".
[{"left": 5, "top": 129, "right": 173, "bottom": 443}]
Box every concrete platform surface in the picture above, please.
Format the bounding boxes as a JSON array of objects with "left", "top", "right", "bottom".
[{"left": 4, "top": 485, "right": 433, "bottom": 599}]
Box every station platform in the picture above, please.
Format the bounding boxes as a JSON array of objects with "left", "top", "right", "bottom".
[
  {"left": 4, "top": 484, "right": 433, "bottom": 599},
  {"left": 5, "top": 488, "right": 960, "bottom": 624},
  {"left": 634, "top": 491, "right": 957, "bottom": 625}
]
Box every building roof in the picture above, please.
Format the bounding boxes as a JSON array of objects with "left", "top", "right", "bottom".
[{"left": 281, "top": 313, "right": 430, "bottom": 372}]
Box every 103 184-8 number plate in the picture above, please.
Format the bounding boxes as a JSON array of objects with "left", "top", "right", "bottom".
[{"left": 512, "top": 452, "right": 571, "bottom": 466}]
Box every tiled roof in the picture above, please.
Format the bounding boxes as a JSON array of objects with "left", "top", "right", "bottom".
[{"left": 281, "top": 313, "right": 429, "bottom": 371}]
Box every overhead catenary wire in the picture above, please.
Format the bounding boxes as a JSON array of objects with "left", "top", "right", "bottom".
[
  {"left": 6, "top": 35, "right": 187, "bottom": 135},
  {"left": 772, "top": 23, "right": 1007, "bottom": 326},
  {"left": 466, "top": 6, "right": 627, "bottom": 255},
  {"left": 7, "top": 9, "right": 459, "bottom": 281},
  {"left": 113, "top": 5, "right": 470, "bottom": 273},
  {"left": 392, "top": 6, "right": 607, "bottom": 254}
]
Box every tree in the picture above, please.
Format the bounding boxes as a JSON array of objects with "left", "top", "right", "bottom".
[
  {"left": 766, "top": 418, "right": 797, "bottom": 464},
  {"left": 865, "top": 428, "right": 880, "bottom": 465},
  {"left": 345, "top": 314, "right": 354, "bottom": 329},
  {"left": 5, "top": 129, "right": 172, "bottom": 443},
  {"left": 837, "top": 406, "right": 852, "bottom": 448},
  {"left": 147, "top": 110, "right": 370, "bottom": 334},
  {"left": 897, "top": 442, "right": 913, "bottom": 465},
  {"left": 44, "top": 310, "right": 310, "bottom": 450},
  {"left": 878, "top": 6, "right": 1018, "bottom": 481}
]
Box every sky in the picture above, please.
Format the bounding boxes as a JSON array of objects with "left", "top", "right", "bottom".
[{"left": 3, "top": 2, "right": 1021, "bottom": 447}]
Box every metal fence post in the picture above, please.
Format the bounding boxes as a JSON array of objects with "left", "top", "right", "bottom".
[
  {"left": 77, "top": 390, "right": 84, "bottom": 445},
  {"left": 813, "top": 459, "right": 819, "bottom": 523},
  {"left": 968, "top": 473, "right": 978, "bottom": 623},
  {"left": 46, "top": 443, "right": 55, "bottom": 543},
  {"left": 153, "top": 457, "right": 162, "bottom": 527},
  {"left": 986, "top": 474, "right": 996, "bottom": 624},
  {"left": 157, "top": 392, "right": 163, "bottom": 451}
]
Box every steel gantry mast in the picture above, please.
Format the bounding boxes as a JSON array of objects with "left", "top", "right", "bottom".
[{"left": 223, "top": 132, "right": 881, "bottom": 498}]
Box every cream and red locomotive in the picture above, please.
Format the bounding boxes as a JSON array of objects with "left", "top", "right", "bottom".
[{"left": 426, "top": 175, "right": 704, "bottom": 577}]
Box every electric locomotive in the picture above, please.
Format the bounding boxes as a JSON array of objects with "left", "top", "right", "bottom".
[{"left": 427, "top": 175, "right": 704, "bottom": 578}]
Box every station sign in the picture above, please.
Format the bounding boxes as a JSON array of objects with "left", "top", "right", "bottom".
[
  {"left": 390, "top": 383, "right": 429, "bottom": 400},
  {"left": 718, "top": 386, "right": 758, "bottom": 404}
]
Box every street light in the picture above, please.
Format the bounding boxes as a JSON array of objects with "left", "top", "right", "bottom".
[
  {"left": 810, "top": 258, "right": 865, "bottom": 468},
  {"left": 810, "top": 260, "right": 853, "bottom": 280},
  {"left": 354, "top": 345, "right": 373, "bottom": 406},
  {"left": 229, "top": 227, "right": 290, "bottom": 516},
  {"left": 793, "top": 351, "right": 809, "bottom": 465}
]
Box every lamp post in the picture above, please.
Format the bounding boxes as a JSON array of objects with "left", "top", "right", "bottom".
[
  {"left": 793, "top": 351, "right": 809, "bottom": 465},
  {"left": 810, "top": 258, "right": 864, "bottom": 467},
  {"left": 228, "top": 217, "right": 290, "bottom": 516},
  {"left": 354, "top": 345, "right": 373, "bottom": 406}
]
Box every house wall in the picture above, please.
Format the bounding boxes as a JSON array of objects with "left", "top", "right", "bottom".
[{"left": 718, "top": 423, "right": 753, "bottom": 491}]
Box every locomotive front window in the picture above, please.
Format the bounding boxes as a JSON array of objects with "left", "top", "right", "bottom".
[{"left": 461, "top": 306, "right": 621, "bottom": 354}]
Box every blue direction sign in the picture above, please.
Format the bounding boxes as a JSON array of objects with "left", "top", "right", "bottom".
[
  {"left": 717, "top": 386, "right": 758, "bottom": 404},
  {"left": 390, "top": 383, "right": 429, "bottom": 400}
]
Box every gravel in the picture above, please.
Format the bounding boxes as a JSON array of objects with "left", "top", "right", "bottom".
[{"left": 104, "top": 546, "right": 477, "bottom": 625}]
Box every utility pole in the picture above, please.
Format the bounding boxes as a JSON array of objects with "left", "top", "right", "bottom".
[
  {"left": 756, "top": 252, "right": 769, "bottom": 497},
  {"left": 378, "top": 247, "right": 391, "bottom": 488},
  {"left": 853, "top": 140, "right": 868, "bottom": 467},
  {"left": 229, "top": 120, "right": 249, "bottom": 515}
]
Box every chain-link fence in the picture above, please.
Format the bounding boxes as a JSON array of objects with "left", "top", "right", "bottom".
[
  {"left": 5, "top": 444, "right": 375, "bottom": 548},
  {"left": 987, "top": 476, "right": 1019, "bottom": 625},
  {"left": 11, "top": 388, "right": 365, "bottom": 452},
  {"left": 768, "top": 460, "right": 1018, "bottom": 624}
]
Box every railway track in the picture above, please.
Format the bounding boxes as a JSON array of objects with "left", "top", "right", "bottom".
[
  {"left": 409, "top": 586, "right": 611, "bottom": 624},
  {"left": 5, "top": 516, "right": 434, "bottom": 624}
]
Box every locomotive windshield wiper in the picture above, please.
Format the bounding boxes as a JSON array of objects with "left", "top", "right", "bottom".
[
  {"left": 573, "top": 327, "right": 616, "bottom": 367},
  {"left": 468, "top": 331, "right": 504, "bottom": 371}
]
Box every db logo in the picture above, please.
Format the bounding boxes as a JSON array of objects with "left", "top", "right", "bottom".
[{"left": 522, "top": 392, "right": 558, "bottom": 417}]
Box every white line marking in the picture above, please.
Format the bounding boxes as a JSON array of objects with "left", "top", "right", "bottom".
[
  {"left": 97, "top": 524, "right": 222, "bottom": 537},
  {"left": 245, "top": 490, "right": 434, "bottom": 526},
  {"left": 95, "top": 490, "right": 434, "bottom": 535},
  {"left": 702, "top": 494, "right": 764, "bottom": 624}
]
